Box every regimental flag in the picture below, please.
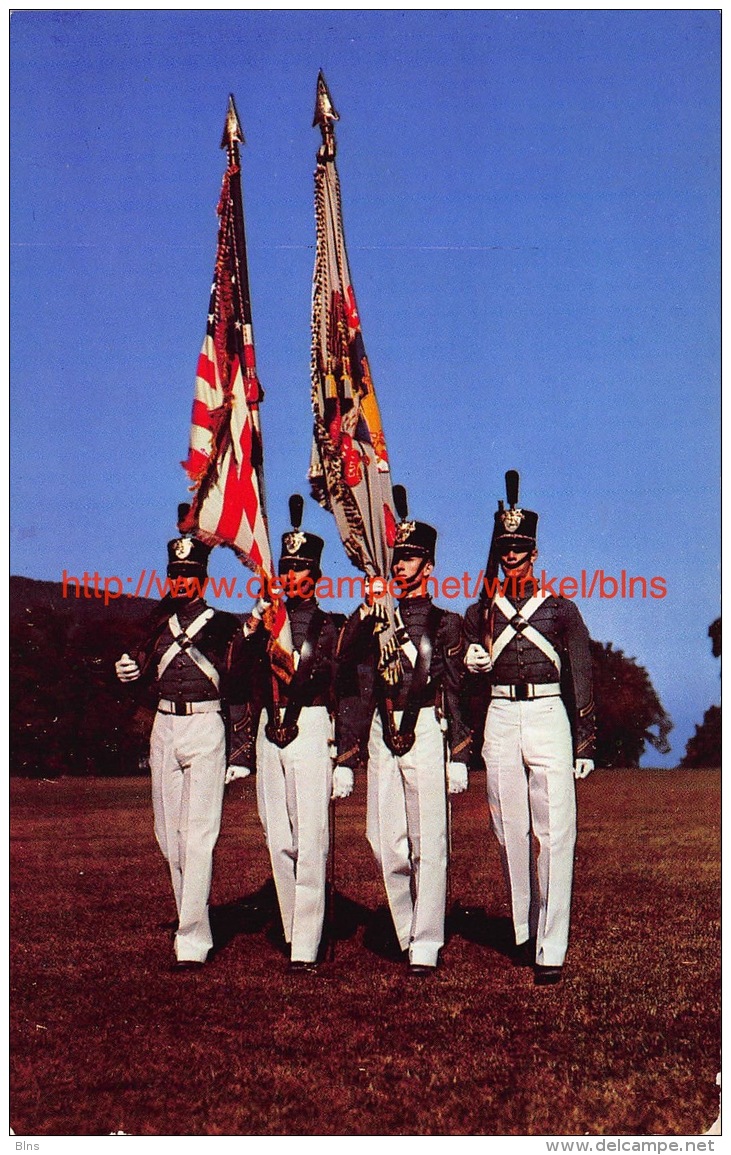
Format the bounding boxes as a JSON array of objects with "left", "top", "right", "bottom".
[
  {"left": 181, "top": 95, "right": 292, "bottom": 675},
  {"left": 308, "top": 73, "right": 401, "bottom": 684}
]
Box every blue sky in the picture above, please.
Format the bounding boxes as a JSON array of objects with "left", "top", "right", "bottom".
[{"left": 10, "top": 10, "right": 720, "bottom": 765}]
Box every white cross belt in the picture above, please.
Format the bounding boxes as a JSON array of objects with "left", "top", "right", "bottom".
[
  {"left": 491, "top": 593, "right": 562, "bottom": 675},
  {"left": 156, "top": 608, "right": 220, "bottom": 690}
]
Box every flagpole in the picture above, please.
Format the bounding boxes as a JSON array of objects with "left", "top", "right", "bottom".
[
  {"left": 221, "top": 96, "right": 254, "bottom": 333},
  {"left": 220, "top": 94, "right": 268, "bottom": 521}
]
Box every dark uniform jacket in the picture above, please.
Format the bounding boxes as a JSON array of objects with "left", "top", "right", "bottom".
[
  {"left": 463, "top": 592, "right": 595, "bottom": 759},
  {"left": 243, "top": 597, "right": 342, "bottom": 718},
  {"left": 336, "top": 595, "right": 471, "bottom": 771},
  {"left": 133, "top": 595, "right": 246, "bottom": 705}
]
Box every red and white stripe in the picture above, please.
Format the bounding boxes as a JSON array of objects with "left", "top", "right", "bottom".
[{"left": 182, "top": 336, "right": 270, "bottom": 573}]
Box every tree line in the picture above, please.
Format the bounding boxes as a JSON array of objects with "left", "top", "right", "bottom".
[{"left": 11, "top": 576, "right": 716, "bottom": 777}]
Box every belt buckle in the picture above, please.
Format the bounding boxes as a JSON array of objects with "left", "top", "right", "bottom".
[
  {"left": 174, "top": 701, "right": 188, "bottom": 716},
  {"left": 513, "top": 683, "right": 529, "bottom": 702}
]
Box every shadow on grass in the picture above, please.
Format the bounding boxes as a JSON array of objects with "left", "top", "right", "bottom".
[
  {"left": 362, "top": 903, "right": 408, "bottom": 962},
  {"left": 209, "top": 886, "right": 516, "bottom": 966},
  {"left": 359, "top": 902, "right": 517, "bottom": 963},
  {"left": 328, "top": 889, "right": 370, "bottom": 944},
  {"left": 447, "top": 904, "right": 515, "bottom": 960},
  {"left": 210, "top": 883, "right": 372, "bottom": 961},
  {"left": 209, "top": 879, "right": 280, "bottom": 956}
]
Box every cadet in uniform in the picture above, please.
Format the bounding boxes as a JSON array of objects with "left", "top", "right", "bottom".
[
  {"left": 463, "top": 472, "right": 595, "bottom": 985},
  {"left": 244, "top": 496, "right": 348, "bottom": 971},
  {"left": 336, "top": 499, "right": 470, "bottom": 974},
  {"left": 115, "top": 509, "right": 245, "bottom": 970}
]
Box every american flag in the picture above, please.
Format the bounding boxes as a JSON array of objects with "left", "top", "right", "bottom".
[
  {"left": 181, "top": 96, "right": 291, "bottom": 672},
  {"left": 309, "top": 73, "right": 401, "bottom": 684}
]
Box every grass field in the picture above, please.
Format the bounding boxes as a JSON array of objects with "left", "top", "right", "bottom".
[{"left": 9, "top": 769, "right": 720, "bottom": 1137}]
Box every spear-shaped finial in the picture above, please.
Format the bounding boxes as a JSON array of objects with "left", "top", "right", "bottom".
[
  {"left": 313, "top": 70, "right": 339, "bottom": 128},
  {"left": 313, "top": 71, "right": 338, "bottom": 158},
  {"left": 221, "top": 93, "right": 245, "bottom": 151}
]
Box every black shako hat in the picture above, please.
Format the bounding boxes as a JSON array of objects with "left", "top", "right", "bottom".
[
  {"left": 493, "top": 470, "right": 538, "bottom": 551},
  {"left": 166, "top": 503, "right": 212, "bottom": 575},
  {"left": 391, "top": 485, "right": 437, "bottom": 564},
  {"left": 278, "top": 494, "right": 324, "bottom": 575}
]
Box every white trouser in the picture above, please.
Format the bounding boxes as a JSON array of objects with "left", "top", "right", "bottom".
[
  {"left": 256, "top": 706, "right": 333, "bottom": 963},
  {"left": 367, "top": 708, "right": 447, "bottom": 967},
  {"left": 149, "top": 710, "right": 226, "bottom": 963},
  {"left": 483, "top": 697, "right": 576, "bottom": 967}
]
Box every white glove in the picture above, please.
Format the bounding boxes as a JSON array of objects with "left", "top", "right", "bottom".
[
  {"left": 251, "top": 597, "right": 271, "bottom": 621},
  {"left": 115, "top": 654, "right": 140, "bottom": 683},
  {"left": 225, "top": 765, "right": 252, "bottom": 785},
  {"left": 464, "top": 643, "right": 492, "bottom": 674},
  {"left": 574, "top": 759, "right": 594, "bottom": 779},
  {"left": 447, "top": 762, "right": 469, "bottom": 794},
  {"left": 331, "top": 765, "right": 354, "bottom": 800}
]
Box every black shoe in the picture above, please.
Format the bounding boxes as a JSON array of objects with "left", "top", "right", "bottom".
[
  {"left": 512, "top": 937, "right": 536, "bottom": 967},
  {"left": 534, "top": 964, "right": 563, "bottom": 986},
  {"left": 409, "top": 963, "right": 436, "bottom": 976},
  {"left": 171, "top": 959, "right": 205, "bottom": 972},
  {"left": 288, "top": 960, "right": 318, "bottom": 974}
]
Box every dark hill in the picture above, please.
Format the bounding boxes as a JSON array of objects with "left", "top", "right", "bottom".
[
  {"left": 10, "top": 575, "right": 160, "bottom": 776},
  {"left": 10, "top": 574, "right": 156, "bottom": 631}
]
